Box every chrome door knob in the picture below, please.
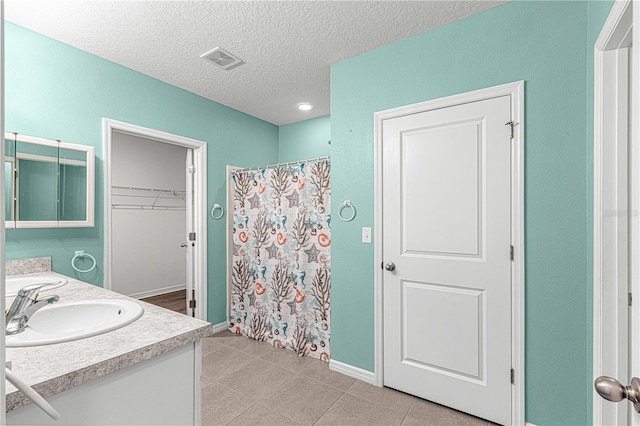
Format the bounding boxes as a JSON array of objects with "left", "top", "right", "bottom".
[
  {"left": 384, "top": 262, "right": 396, "bottom": 271},
  {"left": 595, "top": 376, "right": 640, "bottom": 413}
]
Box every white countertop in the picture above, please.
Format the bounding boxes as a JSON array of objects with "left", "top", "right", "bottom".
[{"left": 5, "top": 272, "right": 213, "bottom": 412}]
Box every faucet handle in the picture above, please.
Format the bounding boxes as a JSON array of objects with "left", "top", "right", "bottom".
[{"left": 16, "top": 282, "right": 59, "bottom": 300}]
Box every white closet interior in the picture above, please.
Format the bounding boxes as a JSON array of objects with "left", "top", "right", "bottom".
[{"left": 111, "top": 132, "right": 188, "bottom": 298}]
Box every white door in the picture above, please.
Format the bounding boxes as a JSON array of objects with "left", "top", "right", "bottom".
[
  {"left": 382, "top": 95, "right": 513, "bottom": 425},
  {"left": 185, "top": 148, "right": 196, "bottom": 317},
  {"left": 593, "top": 2, "right": 639, "bottom": 424}
]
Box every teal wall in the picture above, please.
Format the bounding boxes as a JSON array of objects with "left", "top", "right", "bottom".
[
  {"left": 5, "top": 1, "right": 618, "bottom": 422},
  {"left": 278, "top": 115, "right": 331, "bottom": 162},
  {"left": 4, "top": 22, "right": 279, "bottom": 324},
  {"left": 330, "top": 1, "right": 612, "bottom": 425}
]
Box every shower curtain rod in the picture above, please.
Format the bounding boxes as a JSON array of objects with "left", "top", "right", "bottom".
[{"left": 232, "top": 155, "right": 330, "bottom": 173}]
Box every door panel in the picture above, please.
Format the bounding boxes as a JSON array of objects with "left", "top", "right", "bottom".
[
  {"left": 383, "top": 95, "right": 512, "bottom": 425},
  {"left": 403, "top": 281, "right": 484, "bottom": 380},
  {"left": 402, "top": 119, "right": 482, "bottom": 257}
]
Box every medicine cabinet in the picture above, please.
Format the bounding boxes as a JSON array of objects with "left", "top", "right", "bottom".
[{"left": 4, "top": 132, "right": 95, "bottom": 228}]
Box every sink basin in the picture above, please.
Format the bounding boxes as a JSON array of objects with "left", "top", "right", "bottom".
[
  {"left": 5, "top": 276, "right": 68, "bottom": 297},
  {"left": 6, "top": 299, "right": 144, "bottom": 347}
]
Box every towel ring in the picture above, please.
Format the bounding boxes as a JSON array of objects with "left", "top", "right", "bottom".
[
  {"left": 338, "top": 200, "right": 356, "bottom": 222},
  {"left": 71, "top": 251, "right": 96, "bottom": 273},
  {"left": 211, "top": 203, "right": 224, "bottom": 220}
]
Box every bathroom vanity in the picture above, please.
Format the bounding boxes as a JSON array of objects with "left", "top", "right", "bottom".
[{"left": 4, "top": 271, "right": 212, "bottom": 425}]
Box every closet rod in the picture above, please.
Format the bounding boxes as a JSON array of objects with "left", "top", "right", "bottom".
[
  {"left": 112, "top": 193, "right": 183, "bottom": 200},
  {"left": 232, "top": 155, "right": 330, "bottom": 173},
  {"left": 111, "top": 205, "right": 186, "bottom": 211},
  {"left": 112, "top": 185, "right": 186, "bottom": 194}
]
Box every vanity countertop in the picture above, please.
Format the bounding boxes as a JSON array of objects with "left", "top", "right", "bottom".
[{"left": 5, "top": 272, "right": 213, "bottom": 412}]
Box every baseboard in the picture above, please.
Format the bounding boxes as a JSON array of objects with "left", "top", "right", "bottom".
[
  {"left": 211, "top": 321, "right": 229, "bottom": 334},
  {"left": 128, "top": 284, "right": 186, "bottom": 299},
  {"left": 525, "top": 423, "right": 537, "bottom": 426},
  {"left": 329, "top": 359, "right": 377, "bottom": 385}
]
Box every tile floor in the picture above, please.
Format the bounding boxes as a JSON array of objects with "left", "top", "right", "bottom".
[{"left": 201, "top": 331, "right": 495, "bottom": 425}]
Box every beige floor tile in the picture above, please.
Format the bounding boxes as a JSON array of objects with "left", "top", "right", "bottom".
[
  {"left": 211, "top": 329, "right": 246, "bottom": 346},
  {"left": 402, "top": 398, "right": 490, "bottom": 426},
  {"left": 218, "top": 358, "right": 292, "bottom": 402},
  {"left": 202, "top": 345, "right": 256, "bottom": 383},
  {"left": 202, "top": 335, "right": 225, "bottom": 355},
  {"left": 316, "top": 393, "right": 406, "bottom": 425},
  {"left": 201, "top": 382, "right": 255, "bottom": 426},
  {"left": 259, "top": 375, "right": 343, "bottom": 425},
  {"left": 260, "top": 345, "right": 317, "bottom": 373},
  {"left": 346, "top": 381, "right": 415, "bottom": 415},
  {"left": 227, "top": 335, "right": 281, "bottom": 358},
  {"left": 201, "top": 374, "right": 214, "bottom": 389},
  {"left": 298, "top": 359, "right": 356, "bottom": 391},
  {"left": 199, "top": 342, "right": 490, "bottom": 426},
  {"left": 227, "top": 404, "right": 300, "bottom": 425}
]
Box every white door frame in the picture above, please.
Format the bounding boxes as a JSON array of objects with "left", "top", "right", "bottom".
[
  {"left": 225, "top": 164, "right": 240, "bottom": 327},
  {"left": 0, "top": 2, "right": 6, "bottom": 421},
  {"left": 103, "top": 118, "right": 208, "bottom": 320},
  {"left": 593, "top": 1, "right": 638, "bottom": 424},
  {"left": 373, "top": 81, "right": 525, "bottom": 425}
]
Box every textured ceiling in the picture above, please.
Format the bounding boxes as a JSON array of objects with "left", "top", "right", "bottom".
[{"left": 5, "top": 1, "right": 506, "bottom": 125}]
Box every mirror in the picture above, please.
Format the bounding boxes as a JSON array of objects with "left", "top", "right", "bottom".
[
  {"left": 58, "top": 145, "right": 90, "bottom": 222},
  {"left": 5, "top": 132, "right": 95, "bottom": 228},
  {"left": 15, "top": 135, "right": 59, "bottom": 223},
  {"left": 5, "top": 135, "right": 15, "bottom": 222}
]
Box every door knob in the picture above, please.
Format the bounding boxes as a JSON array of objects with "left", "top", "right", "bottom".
[
  {"left": 595, "top": 376, "right": 640, "bottom": 413},
  {"left": 180, "top": 243, "right": 188, "bottom": 248},
  {"left": 384, "top": 262, "right": 396, "bottom": 271}
]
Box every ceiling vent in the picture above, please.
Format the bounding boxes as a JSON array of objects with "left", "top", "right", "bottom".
[{"left": 200, "top": 47, "right": 244, "bottom": 71}]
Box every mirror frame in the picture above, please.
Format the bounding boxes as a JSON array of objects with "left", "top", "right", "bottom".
[{"left": 5, "top": 132, "right": 95, "bottom": 228}]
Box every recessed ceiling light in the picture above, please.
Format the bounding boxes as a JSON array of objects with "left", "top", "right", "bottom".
[{"left": 297, "top": 102, "right": 314, "bottom": 111}]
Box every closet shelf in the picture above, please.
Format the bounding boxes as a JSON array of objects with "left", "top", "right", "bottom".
[{"left": 111, "top": 185, "right": 186, "bottom": 210}]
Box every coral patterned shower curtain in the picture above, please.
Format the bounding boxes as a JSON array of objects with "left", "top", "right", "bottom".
[{"left": 230, "top": 159, "right": 331, "bottom": 361}]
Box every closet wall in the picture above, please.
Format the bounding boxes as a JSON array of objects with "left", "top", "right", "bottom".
[{"left": 111, "top": 132, "right": 187, "bottom": 298}]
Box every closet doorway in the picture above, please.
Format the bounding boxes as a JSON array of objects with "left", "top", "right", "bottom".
[{"left": 103, "top": 119, "right": 207, "bottom": 320}]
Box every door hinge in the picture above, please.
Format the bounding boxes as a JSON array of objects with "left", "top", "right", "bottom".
[
  {"left": 510, "top": 368, "right": 515, "bottom": 384},
  {"left": 190, "top": 290, "right": 197, "bottom": 317},
  {"left": 188, "top": 164, "right": 196, "bottom": 174},
  {"left": 510, "top": 245, "right": 514, "bottom": 261},
  {"left": 505, "top": 121, "right": 514, "bottom": 139},
  {"left": 189, "top": 232, "right": 196, "bottom": 241},
  {"left": 629, "top": 292, "right": 633, "bottom": 307}
]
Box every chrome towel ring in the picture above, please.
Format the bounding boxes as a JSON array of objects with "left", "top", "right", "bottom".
[
  {"left": 338, "top": 200, "right": 356, "bottom": 222},
  {"left": 211, "top": 203, "right": 224, "bottom": 220},
  {"left": 71, "top": 250, "right": 96, "bottom": 273}
]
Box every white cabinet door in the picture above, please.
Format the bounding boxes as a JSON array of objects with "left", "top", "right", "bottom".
[{"left": 7, "top": 343, "right": 200, "bottom": 425}]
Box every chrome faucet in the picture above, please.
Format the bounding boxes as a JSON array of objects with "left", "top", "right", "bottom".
[{"left": 5, "top": 283, "right": 59, "bottom": 335}]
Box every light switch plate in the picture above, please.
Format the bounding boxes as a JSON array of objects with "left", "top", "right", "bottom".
[{"left": 362, "top": 227, "right": 372, "bottom": 244}]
